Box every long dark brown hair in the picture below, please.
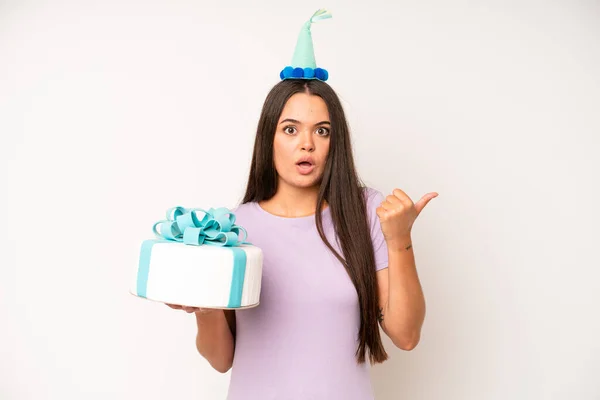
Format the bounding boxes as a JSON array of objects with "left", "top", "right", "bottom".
[{"left": 242, "top": 79, "right": 388, "bottom": 365}]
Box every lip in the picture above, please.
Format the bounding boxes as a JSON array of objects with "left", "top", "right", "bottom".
[
  {"left": 295, "top": 156, "right": 316, "bottom": 175},
  {"left": 296, "top": 163, "right": 315, "bottom": 175},
  {"left": 296, "top": 155, "right": 315, "bottom": 165}
]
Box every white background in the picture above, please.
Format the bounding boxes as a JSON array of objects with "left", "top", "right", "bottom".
[{"left": 1, "top": 1, "right": 599, "bottom": 399}]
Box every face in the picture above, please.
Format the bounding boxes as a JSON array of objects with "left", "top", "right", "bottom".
[{"left": 273, "top": 92, "right": 331, "bottom": 190}]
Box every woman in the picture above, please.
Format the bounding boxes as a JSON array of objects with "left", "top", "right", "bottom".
[{"left": 167, "top": 78, "right": 437, "bottom": 399}]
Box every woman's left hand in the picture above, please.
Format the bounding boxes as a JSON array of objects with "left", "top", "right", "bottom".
[{"left": 376, "top": 189, "right": 438, "bottom": 250}]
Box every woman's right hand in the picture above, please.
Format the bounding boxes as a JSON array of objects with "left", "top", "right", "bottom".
[{"left": 165, "top": 303, "right": 217, "bottom": 315}]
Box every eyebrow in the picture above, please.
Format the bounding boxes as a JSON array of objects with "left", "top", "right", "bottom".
[{"left": 278, "top": 118, "right": 331, "bottom": 126}]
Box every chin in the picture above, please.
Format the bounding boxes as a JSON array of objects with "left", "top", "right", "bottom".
[
  {"left": 283, "top": 174, "right": 323, "bottom": 189},
  {"left": 292, "top": 179, "right": 319, "bottom": 189}
]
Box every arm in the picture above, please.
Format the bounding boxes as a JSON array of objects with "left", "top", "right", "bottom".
[
  {"left": 375, "top": 188, "right": 437, "bottom": 350},
  {"left": 376, "top": 237, "right": 425, "bottom": 350},
  {"left": 194, "top": 309, "right": 236, "bottom": 373}
]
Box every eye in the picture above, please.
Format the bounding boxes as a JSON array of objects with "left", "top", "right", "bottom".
[
  {"left": 316, "top": 127, "right": 330, "bottom": 137},
  {"left": 283, "top": 126, "right": 297, "bottom": 135}
]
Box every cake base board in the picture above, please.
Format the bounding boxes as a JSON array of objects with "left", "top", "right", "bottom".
[{"left": 129, "top": 291, "right": 260, "bottom": 310}]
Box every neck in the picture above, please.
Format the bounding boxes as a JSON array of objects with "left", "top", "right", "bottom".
[{"left": 260, "top": 181, "right": 326, "bottom": 218}]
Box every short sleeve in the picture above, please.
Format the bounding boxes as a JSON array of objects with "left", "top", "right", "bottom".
[{"left": 365, "top": 188, "right": 389, "bottom": 271}]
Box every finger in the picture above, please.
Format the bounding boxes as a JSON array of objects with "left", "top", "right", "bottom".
[
  {"left": 414, "top": 192, "right": 438, "bottom": 215},
  {"left": 392, "top": 188, "right": 413, "bottom": 205},
  {"left": 376, "top": 205, "right": 387, "bottom": 219},
  {"left": 385, "top": 194, "right": 402, "bottom": 205},
  {"left": 166, "top": 303, "right": 181, "bottom": 309},
  {"left": 380, "top": 200, "right": 395, "bottom": 211},
  {"left": 182, "top": 306, "right": 196, "bottom": 313}
]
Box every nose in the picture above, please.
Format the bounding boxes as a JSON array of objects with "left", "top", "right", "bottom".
[{"left": 300, "top": 130, "right": 315, "bottom": 152}]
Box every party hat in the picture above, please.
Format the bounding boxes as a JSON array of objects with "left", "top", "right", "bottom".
[{"left": 280, "top": 8, "right": 332, "bottom": 81}]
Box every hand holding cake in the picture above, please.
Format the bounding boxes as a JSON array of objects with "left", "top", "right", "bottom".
[{"left": 165, "top": 303, "right": 217, "bottom": 314}]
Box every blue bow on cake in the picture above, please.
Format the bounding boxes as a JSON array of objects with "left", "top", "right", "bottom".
[{"left": 153, "top": 206, "right": 248, "bottom": 247}]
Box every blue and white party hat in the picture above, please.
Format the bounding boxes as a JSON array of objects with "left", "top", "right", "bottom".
[{"left": 280, "top": 8, "right": 332, "bottom": 81}]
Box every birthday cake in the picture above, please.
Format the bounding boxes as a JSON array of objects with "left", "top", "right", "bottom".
[{"left": 130, "top": 206, "right": 263, "bottom": 309}]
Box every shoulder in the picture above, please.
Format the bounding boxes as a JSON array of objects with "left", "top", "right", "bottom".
[
  {"left": 231, "top": 201, "right": 257, "bottom": 220},
  {"left": 361, "top": 186, "right": 385, "bottom": 208},
  {"left": 230, "top": 202, "right": 263, "bottom": 238},
  {"left": 361, "top": 187, "right": 386, "bottom": 231}
]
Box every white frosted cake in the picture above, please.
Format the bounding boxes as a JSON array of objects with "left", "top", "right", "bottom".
[{"left": 130, "top": 206, "right": 263, "bottom": 309}]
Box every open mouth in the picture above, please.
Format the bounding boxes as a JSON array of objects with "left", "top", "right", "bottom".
[{"left": 296, "top": 160, "right": 315, "bottom": 175}]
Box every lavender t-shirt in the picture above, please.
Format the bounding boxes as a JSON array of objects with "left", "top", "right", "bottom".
[{"left": 226, "top": 187, "right": 389, "bottom": 400}]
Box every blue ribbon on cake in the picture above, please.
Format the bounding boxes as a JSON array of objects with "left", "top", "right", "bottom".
[
  {"left": 152, "top": 206, "right": 248, "bottom": 246},
  {"left": 137, "top": 206, "right": 249, "bottom": 308}
]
